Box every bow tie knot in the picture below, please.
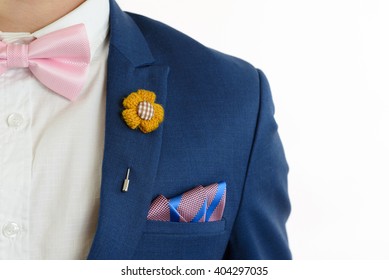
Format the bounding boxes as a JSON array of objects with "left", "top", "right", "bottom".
[
  {"left": 7, "top": 43, "right": 29, "bottom": 68},
  {"left": 0, "top": 24, "right": 90, "bottom": 101}
]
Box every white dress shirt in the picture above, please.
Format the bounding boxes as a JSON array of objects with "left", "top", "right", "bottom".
[{"left": 0, "top": 0, "right": 109, "bottom": 259}]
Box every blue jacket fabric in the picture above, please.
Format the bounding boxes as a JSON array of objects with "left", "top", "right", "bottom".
[{"left": 88, "top": 0, "right": 291, "bottom": 260}]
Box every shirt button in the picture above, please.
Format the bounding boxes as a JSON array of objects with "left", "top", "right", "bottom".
[
  {"left": 7, "top": 113, "right": 24, "bottom": 128},
  {"left": 2, "top": 222, "right": 21, "bottom": 238}
]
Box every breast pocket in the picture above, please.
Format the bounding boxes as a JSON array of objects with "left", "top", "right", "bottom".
[{"left": 132, "top": 219, "right": 228, "bottom": 259}]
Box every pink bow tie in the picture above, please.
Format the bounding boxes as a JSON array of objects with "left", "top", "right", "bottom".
[{"left": 0, "top": 24, "right": 90, "bottom": 101}]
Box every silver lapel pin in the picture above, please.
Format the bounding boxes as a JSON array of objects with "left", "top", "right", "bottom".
[{"left": 122, "top": 168, "right": 131, "bottom": 192}]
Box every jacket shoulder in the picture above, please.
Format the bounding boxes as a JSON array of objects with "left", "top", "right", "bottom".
[{"left": 127, "top": 12, "right": 260, "bottom": 89}]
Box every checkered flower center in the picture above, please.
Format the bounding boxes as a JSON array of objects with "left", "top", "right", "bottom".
[{"left": 137, "top": 101, "right": 155, "bottom": 120}]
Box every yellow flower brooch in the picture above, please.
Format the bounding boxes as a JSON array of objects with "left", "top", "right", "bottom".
[{"left": 122, "top": 89, "right": 164, "bottom": 133}]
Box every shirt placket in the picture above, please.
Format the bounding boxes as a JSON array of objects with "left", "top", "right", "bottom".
[{"left": 0, "top": 69, "right": 32, "bottom": 259}]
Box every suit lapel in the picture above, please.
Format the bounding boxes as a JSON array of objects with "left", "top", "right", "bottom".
[{"left": 88, "top": 0, "right": 169, "bottom": 259}]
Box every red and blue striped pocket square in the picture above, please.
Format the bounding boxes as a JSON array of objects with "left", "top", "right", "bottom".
[{"left": 147, "top": 181, "right": 226, "bottom": 222}]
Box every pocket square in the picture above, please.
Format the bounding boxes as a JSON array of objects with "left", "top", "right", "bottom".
[{"left": 147, "top": 181, "right": 226, "bottom": 223}]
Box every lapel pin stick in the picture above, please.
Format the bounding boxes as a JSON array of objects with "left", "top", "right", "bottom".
[{"left": 122, "top": 168, "right": 131, "bottom": 192}]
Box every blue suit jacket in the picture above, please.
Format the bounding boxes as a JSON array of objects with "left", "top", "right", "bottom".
[{"left": 88, "top": 0, "right": 291, "bottom": 260}]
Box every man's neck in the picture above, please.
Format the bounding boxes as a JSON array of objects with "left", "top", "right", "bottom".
[{"left": 0, "top": 0, "right": 85, "bottom": 32}]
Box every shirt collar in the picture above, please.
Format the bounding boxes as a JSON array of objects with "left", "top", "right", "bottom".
[
  {"left": 34, "top": 0, "right": 110, "bottom": 58},
  {"left": 0, "top": 0, "right": 109, "bottom": 58}
]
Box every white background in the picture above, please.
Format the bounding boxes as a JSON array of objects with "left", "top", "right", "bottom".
[{"left": 116, "top": 0, "right": 389, "bottom": 259}]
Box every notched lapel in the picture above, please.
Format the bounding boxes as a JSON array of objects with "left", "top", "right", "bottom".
[{"left": 88, "top": 1, "right": 169, "bottom": 259}]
